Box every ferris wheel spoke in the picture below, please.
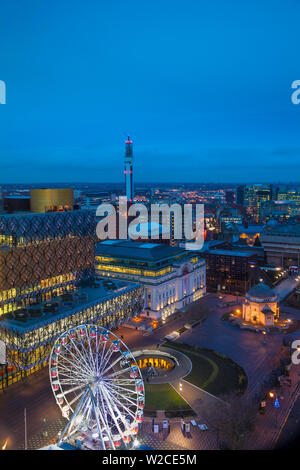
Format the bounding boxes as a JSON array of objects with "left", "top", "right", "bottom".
[
  {"left": 95, "top": 389, "right": 110, "bottom": 432},
  {"left": 100, "top": 386, "right": 131, "bottom": 437},
  {"left": 65, "top": 389, "right": 87, "bottom": 408},
  {"left": 101, "top": 354, "right": 124, "bottom": 375},
  {"left": 77, "top": 333, "right": 97, "bottom": 375},
  {"left": 58, "top": 378, "right": 88, "bottom": 387},
  {"left": 57, "top": 372, "right": 89, "bottom": 383},
  {"left": 111, "top": 377, "right": 137, "bottom": 385},
  {"left": 57, "top": 359, "right": 91, "bottom": 383},
  {"left": 57, "top": 368, "right": 90, "bottom": 386},
  {"left": 59, "top": 383, "right": 87, "bottom": 397},
  {"left": 58, "top": 388, "right": 91, "bottom": 444},
  {"left": 92, "top": 387, "right": 116, "bottom": 448},
  {"left": 95, "top": 332, "right": 100, "bottom": 376},
  {"left": 97, "top": 335, "right": 108, "bottom": 374},
  {"left": 57, "top": 354, "right": 91, "bottom": 377},
  {"left": 99, "top": 341, "right": 115, "bottom": 373},
  {"left": 104, "top": 385, "right": 138, "bottom": 407},
  {"left": 85, "top": 334, "right": 96, "bottom": 373},
  {"left": 67, "top": 337, "right": 95, "bottom": 376},
  {"left": 97, "top": 390, "right": 113, "bottom": 438},
  {"left": 103, "top": 386, "right": 136, "bottom": 421},
  {"left": 104, "top": 383, "right": 137, "bottom": 415},
  {"left": 105, "top": 366, "right": 132, "bottom": 380},
  {"left": 60, "top": 348, "right": 94, "bottom": 380},
  {"left": 105, "top": 380, "right": 137, "bottom": 395}
]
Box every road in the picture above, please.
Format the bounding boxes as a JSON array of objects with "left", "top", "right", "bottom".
[
  {"left": 273, "top": 275, "right": 300, "bottom": 302},
  {"left": 0, "top": 367, "right": 64, "bottom": 450},
  {"left": 274, "top": 386, "right": 300, "bottom": 449},
  {"left": 174, "top": 296, "right": 283, "bottom": 397}
]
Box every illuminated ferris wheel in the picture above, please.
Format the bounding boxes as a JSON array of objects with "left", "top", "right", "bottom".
[{"left": 49, "top": 324, "right": 145, "bottom": 450}]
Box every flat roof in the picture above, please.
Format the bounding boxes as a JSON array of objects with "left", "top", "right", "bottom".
[
  {"left": 96, "top": 240, "right": 187, "bottom": 261},
  {"left": 263, "top": 223, "right": 300, "bottom": 237},
  {"left": 207, "top": 249, "right": 256, "bottom": 257},
  {"left": 0, "top": 208, "right": 94, "bottom": 218},
  {"left": 236, "top": 224, "right": 264, "bottom": 233},
  {"left": 0, "top": 279, "right": 140, "bottom": 333}
]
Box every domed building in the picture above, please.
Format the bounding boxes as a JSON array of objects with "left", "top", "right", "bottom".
[{"left": 242, "top": 283, "right": 279, "bottom": 327}]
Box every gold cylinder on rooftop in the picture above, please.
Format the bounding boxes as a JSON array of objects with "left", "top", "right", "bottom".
[{"left": 30, "top": 189, "right": 74, "bottom": 213}]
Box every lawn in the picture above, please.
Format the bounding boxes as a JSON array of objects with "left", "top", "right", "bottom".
[
  {"left": 164, "top": 341, "right": 248, "bottom": 397},
  {"left": 144, "top": 383, "right": 191, "bottom": 411}
]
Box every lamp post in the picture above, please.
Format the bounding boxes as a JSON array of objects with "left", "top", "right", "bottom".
[
  {"left": 269, "top": 391, "right": 280, "bottom": 428},
  {"left": 24, "top": 408, "right": 27, "bottom": 450},
  {"left": 179, "top": 382, "right": 183, "bottom": 418}
]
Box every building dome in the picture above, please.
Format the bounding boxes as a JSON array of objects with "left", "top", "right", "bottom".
[{"left": 246, "top": 283, "right": 277, "bottom": 302}]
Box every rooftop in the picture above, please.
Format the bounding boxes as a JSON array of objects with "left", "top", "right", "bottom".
[
  {"left": 206, "top": 249, "right": 256, "bottom": 258},
  {"left": 0, "top": 208, "right": 94, "bottom": 218},
  {"left": 0, "top": 279, "right": 139, "bottom": 333},
  {"left": 263, "top": 223, "right": 300, "bottom": 237},
  {"left": 236, "top": 224, "right": 265, "bottom": 234},
  {"left": 246, "top": 283, "right": 277, "bottom": 300},
  {"left": 96, "top": 240, "right": 187, "bottom": 261},
  {"left": 197, "top": 240, "right": 226, "bottom": 253}
]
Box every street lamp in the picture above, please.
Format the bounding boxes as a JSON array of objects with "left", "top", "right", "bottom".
[
  {"left": 268, "top": 392, "right": 280, "bottom": 427},
  {"left": 179, "top": 383, "right": 183, "bottom": 418},
  {"left": 24, "top": 409, "right": 27, "bottom": 450}
]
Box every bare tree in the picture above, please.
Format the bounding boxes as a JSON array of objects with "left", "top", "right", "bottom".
[{"left": 203, "top": 392, "right": 257, "bottom": 450}]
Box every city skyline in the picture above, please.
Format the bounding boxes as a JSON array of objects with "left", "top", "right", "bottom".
[{"left": 0, "top": 0, "right": 300, "bottom": 183}]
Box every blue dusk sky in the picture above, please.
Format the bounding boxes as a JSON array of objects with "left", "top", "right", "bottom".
[{"left": 0, "top": 0, "right": 299, "bottom": 184}]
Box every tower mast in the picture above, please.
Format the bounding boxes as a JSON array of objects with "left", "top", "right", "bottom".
[{"left": 124, "top": 136, "right": 134, "bottom": 202}]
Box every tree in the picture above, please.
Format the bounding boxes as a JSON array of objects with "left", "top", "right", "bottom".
[{"left": 202, "top": 392, "right": 257, "bottom": 450}]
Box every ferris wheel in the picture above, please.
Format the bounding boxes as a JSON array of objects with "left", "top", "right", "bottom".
[{"left": 49, "top": 324, "right": 145, "bottom": 450}]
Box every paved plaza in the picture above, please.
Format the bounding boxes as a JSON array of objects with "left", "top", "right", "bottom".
[{"left": 0, "top": 292, "right": 299, "bottom": 450}]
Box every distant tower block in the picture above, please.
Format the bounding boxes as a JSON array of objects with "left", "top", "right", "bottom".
[{"left": 124, "top": 136, "right": 134, "bottom": 202}]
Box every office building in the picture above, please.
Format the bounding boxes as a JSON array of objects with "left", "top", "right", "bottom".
[
  {"left": 95, "top": 240, "right": 206, "bottom": 321},
  {"left": 201, "top": 249, "right": 257, "bottom": 294},
  {"left": 261, "top": 223, "right": 300, "bottom": 267}
]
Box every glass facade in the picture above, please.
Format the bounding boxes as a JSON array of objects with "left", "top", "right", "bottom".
[{"left": 0, "top": 284, "right": 144, "bottom": 389}]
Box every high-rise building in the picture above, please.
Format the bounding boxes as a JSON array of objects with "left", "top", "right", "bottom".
[
  {"left": 124, "top": 136, "right": 134, "bottom": 202},
  {"left": 244, "top": 184, "right": 271, "bottom": 221},
  {"left": 201, "top": 249, "right": 258, "bottom": 294},
  {"left": 236, "top": 185, "right": 245, "bottom": 206},
  {"left": 261, "top": 223, "right": 300, "bottom": 267}
]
